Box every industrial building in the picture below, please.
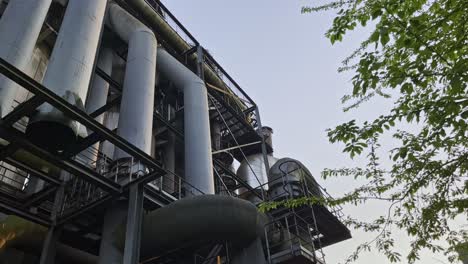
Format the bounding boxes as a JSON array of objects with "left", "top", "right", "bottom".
[{"left": 0, "top": 0, "right": 351, "bottom": 263}]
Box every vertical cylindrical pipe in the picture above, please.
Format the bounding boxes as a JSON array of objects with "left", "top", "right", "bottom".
[
  {"left": 26, "top": 0, "right": 108, "bottom": 151},
  {"left": 156, "top": 48, "right": 214, "bottom": 195},
  {"left": 100, "top": 109, "right": 119, "bottom": 159},
  {"left": 113, "top": 30, "right": 156, "bottom": 159},
  {"left": 0, "top": 0, "right": 52, "bottom": 117},
  {"left": 86, "top": 48, "right": 113, "bottom": 124},
  {"left": 85, "top": 48, "right": 113, "bottom": 168},
  {"left": 107, "top": 4, "right": 157, "bottom": 160},
  {"left": 99, "top": 4, "right": 157, "bottom": 264}
]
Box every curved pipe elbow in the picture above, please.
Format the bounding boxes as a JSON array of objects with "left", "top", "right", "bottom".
[
  {"left": 107, "top": 3, "right": 156, "bottom": 43},
  {"left": 156, "top": 48, "right": 203, "bottom": 90}
]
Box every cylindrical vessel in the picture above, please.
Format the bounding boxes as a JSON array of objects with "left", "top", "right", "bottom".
[
  {"left": 0, "top": 0, "right": 52, "bottom": 117},
  {"left": 26, "top": 0, "right": 108, "bottom": 151},
  {"left": 268, "top": 158, "right": 323, "bottom": 201},
  {"left": 237, "top": 153, "right": 278, "bottom": 201}
]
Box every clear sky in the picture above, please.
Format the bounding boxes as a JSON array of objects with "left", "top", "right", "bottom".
[{"left": 162, "top": 1, "right": 459, "bottom": 263}]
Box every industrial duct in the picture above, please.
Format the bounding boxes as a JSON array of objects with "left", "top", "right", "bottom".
[
  {"left": 157, "top": 48, "right": 214, "bottom": 195},
  {"left": 106, "top": 3, "right": 157, "bottom": 160},
  {"left": 1, "top": 195, "right": 268, "bottom": 264},
  {"left": 85, "top": 47, "right": 113, "bottom": 166},
  {"left": 26, "top": 0, "right": 108, "bottom": 152},
  {"left": 0, "top": 0, "right": 53, "bottom": 117},
  {"left": 85, "top": 48, "right": 113, "bottom": 126},
  {"left": 125, "top": 0, "right": 240, "bottom": 101},
  {"left": 139, "top": 195, "right": 268, "bottom": 259},
  {"left": 98, "top": 4, "right": 157, "bottom": 263}
]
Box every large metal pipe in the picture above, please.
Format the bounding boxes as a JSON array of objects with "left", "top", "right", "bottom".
[
  {"left": 98, "top": 4, "right": 157, "bottom": 263},
  {"left": 0, "top": 0, "right": 52, "bottom": 117},
  {"left": 139, "top": 195, "right": 268, "bottom": 260},
  {"left": 2, "top": 195, "right": 268, "bottom": 263},
  {"left": 237, "top": 153, "right": 278, "bottom": 202},
  {"left": 86, "top": 48, "right": 113, "bottom": 125},
  {"left": 157, "top": 48, "right": 214, "bottom": 195},
  {"left": 125, "top": 0, "right": 242, "bottom": 103},
  {"left": 26, "top": 0, "right": 108, "bottom": 152},
  {"left": 85, "top": 47, "right": 113, "bottom": 167},
  {"left": 107, "top": 3, "right": 157, "bottom": 160}
]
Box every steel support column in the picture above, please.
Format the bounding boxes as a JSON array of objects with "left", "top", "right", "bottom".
[
  {"left": 39, "top": 175, "right": 66, "bottom": 264},
  {"left": 123, "top": 183, "right": 144, "bottom": 264}
]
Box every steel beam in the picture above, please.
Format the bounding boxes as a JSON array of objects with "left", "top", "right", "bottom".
[
  {"left": 0, "top": 57, "right": 161, "bottom": 170},
  {"left": 153, "top": 111, "right": 184, "bottom": 139},
  {"left": 39, "top": 180, "right": 65, "bottom": 264},
  {"left": 95, "top": 66, "right": 123, "bottom": 93},
  {"left": 0, "top": 198, "right": 50, "bottom": 226},
  {"left": 209, "top": 91, "right": 254, "bottom": 134},
  {"left": 22, "top": 186, "right": 58, "bottom": 208},
  {"left": 90, "top": 96, "right": 121, "bottom": 119},
  {"left": 0, "top": 123, "right": 122, "bottom": 193},
  {"left": 0, "top": 144, "right": 18, "bottom": 161},
  {"left": 4, "top": 157, "right": 61, "bottom": 185},
  {"left": 2, "top": 96, "right": 44, "bottom": 125},
  {"left": 213, "top": 159, "right": 263, "bottom": 200},
  {"left": 123, "top": 169, "right": 165, "bottom": 190},
  {"left": 57, "top": 194, "right": 113, "bottom": 225}
]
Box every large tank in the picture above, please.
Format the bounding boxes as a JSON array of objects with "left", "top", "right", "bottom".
[
  {"left": 237, "top": 153, "right": 278, "bottom": 201},
  {"left": 268, "top": 158, "right": 322, "bottom": 201}
]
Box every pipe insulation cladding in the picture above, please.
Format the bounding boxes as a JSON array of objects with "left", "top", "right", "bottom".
[
  {"left": 107, "top": 3, "right": 157, "bottom": 160},
  {"left": 86, "top": 48, "right": 114, "bottom": 125},
  {"left": 98, "top": 4, "right": 157, "bottom": 263},
  {"left": 0, "top": 0, "right": 53, "bottom": 117},
  {"left": 85, "top": 47, "right": 113, "bottom": 165},
  {"left": 26, "top": 0, "right": 108, "bottom": 151},
  {"left": 157, "top": 48, "right": 215, "bottom": 195}
]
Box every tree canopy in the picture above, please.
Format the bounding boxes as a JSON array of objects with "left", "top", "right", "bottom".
[{"left": 263, "top": 0, "right": 467, "bottom": 263}]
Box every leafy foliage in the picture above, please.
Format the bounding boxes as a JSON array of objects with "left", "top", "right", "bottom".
[{"left": 273, "top": 0, "right": 468, "bottom": 263}]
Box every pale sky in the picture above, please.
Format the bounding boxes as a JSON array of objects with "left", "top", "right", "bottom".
[{"left": 162, "top": 1, "right": 461, "bottom": 263}]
